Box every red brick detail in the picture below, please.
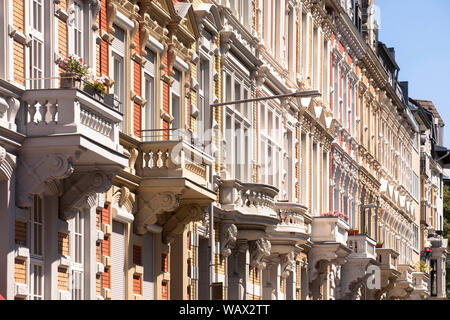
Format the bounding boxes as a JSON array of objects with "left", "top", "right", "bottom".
[
  {"left": 133, "top": 274, "right": 141, "bottom": 295},
  {"left": 161, "top": 282, "right": 168, "bottom": 300},
  {"left": 134, "top": 102, "right": 141, "bottom": 137},
  {"left": 101, "top": 208, "right": 110, "bottom": 225},
  {"left": 100, "top": 40, "right": 108, "bottom": 78},
  {"left": 134, "top": 25, "right": 140, "bottom": 56},
  {"left": 100, "top": 0, "right": 107, "bottom": 31},
  {"left": 102, "top": 237, "right": 110, "bottom": 257},
  {"left": 338, "top": 41, "right": 345, "bottom": 55},
  {"left": 161, "top": 253, "right": 168, "bottom": 273},
  {"left": 163, "top": 81, "right": 169, "bottom": 114},
  {"left": 347, "top": 53, "right": 353, "bottom": 66},
  {"left": 102, "top": 268, "right": 110, "bottom": 289}
]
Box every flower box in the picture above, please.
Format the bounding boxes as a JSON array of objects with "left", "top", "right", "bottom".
[
  {"left": 348, "top": 229, "right": 359, "bottom": 236},
  {"left": 60, "top": 72, "right": 81, "bottom": 89}
]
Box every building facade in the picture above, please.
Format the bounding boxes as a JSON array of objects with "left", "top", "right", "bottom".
[{"left": 0, "top": 0, "right": 447, "bottom": 300}]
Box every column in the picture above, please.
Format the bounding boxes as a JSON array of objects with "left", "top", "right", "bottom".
[{"left": 0, "top": 175, "right": 15, "bottom": 299}]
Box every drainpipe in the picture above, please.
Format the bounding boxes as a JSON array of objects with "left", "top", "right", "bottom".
[{"left": 209, "top": 103, "right": 215, "bottom": 300}]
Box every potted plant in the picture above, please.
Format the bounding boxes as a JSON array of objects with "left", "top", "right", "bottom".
[
  {"left": 375, "top": 241, "right": 384, "bottom": 248},
  {"left": 348, "top": 229, "right": 359, "bottom": 236},
  {"left": 83, "top": 76, "right": 106, "bottom": 100},
  {"left": 59, "top": 55, "right": 89, "bottom": 89}
]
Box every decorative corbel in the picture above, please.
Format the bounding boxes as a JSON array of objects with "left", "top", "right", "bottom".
[
  {"left": 90, "top": 0, "right": 101, "bottom": 31},
  {"left": 16, "top": 153, "right": 74, "bottom": 208},
  {"left": 59, "top": 171, "right": 115, "bottom": 220},
  {"left": 280, "top": 251, "right": 296, "bottom": 279},
  {"left": 220, "top": 223, "right": 238, "bottom": 257},
  {"left": 249, "top": 238, "right": 271, "bottom": 270},
  {"left": 130, "top": 19, "right": 139, "bottom": 50},
  {"left": 107, "top": 2, "right": 118, "bottom": 34},
  {"left": 135, "top": 192, "right": 180, "bottom": 235}
]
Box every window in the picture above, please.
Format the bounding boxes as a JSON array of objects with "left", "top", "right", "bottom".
[
  {"left": 198, "top": 60, "right": 210, "bottom": 144},
  {"left": 224, "top": 72, "right": 252, "bottom": 183},
  {"left": 113, "top": 54, "right": 124, "bottom": 106},
  {"left": 112, "top": 24, "right": 126, "bottom": 116},
  {"left": 73, "top": 1, "right": 83, "bottom": 58},
  {"left": 171, "top": 69, "right": 181, "bottom": 134},
  {"left": 30, "top": 195, "right": 44, "bottom": 300},
  {"left": 72, "top": 211, "right": 84, "bottom": 300},
  {"left": 30, "top": 0, "right": 44, "bottom": 89},
  {"left": 144, "top": 50, "right": 155, "bottom": 141},
  {"left": 413, "top": 224, "right": 419, "bottom": 251},
  {"left": 30, "top": 263, "right": 44, "bottom": 300}
]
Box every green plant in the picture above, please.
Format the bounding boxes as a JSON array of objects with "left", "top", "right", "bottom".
[
  {"left": 59, "top": 55, "right": 89, "bottom": 76},
  {"left": 414, "top": 260, "right": 432, "bottom": 273},
  {"left": 84, "top": 78, "right": 106, "bottom": 93}
]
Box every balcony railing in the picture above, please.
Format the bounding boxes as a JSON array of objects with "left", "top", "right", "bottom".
[
  {"left": 219, "top": 179, "right": 279, "bottom": 219},
  {"left": 135, "top": 131, "right": 213, "bottom": 188},
  {"left": 347, "top": 234, "right": 377, "bottom": 259},
  {"left": 376, "top": 248, "right": 399, "bottom": 270},
  {"left": 21, "top": 86, "right": 123, "bottom": 152},
  {"left": 274, "top": 202, "right": 311, "bottom": 235},
  {"left": 412, "top": 272, "right": 430, "bottom": 292},
  {"left": 311, "top": 215, "right": 349, "bottom": 245}
]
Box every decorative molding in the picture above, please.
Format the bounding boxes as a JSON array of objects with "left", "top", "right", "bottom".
[
  {"left": 220, "top": 223, "right": 238, "bottom": 257},
  {"left": 249, "top": 238, "right": 271, "bottom": 270}
]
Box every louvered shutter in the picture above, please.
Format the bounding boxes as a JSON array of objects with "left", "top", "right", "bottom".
[
  {"left": 111, "top": 24, "right": 125, "bottom": 53},
  {"left": 111, "top": 221, "right": 125, "bottom": 300},
  {"left": 142, "top": 233, "right": 154, "bottom": 300}
]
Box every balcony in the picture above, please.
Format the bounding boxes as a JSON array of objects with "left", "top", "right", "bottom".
[
  {"left": 132, "top": 131, "right": 216, "bottom": 241},
  {"left": 269, "top": 202, "right": 312, "bottom": 252},
  {"left": 347, "top": 234, "right": 377, "bottom": 260},
  {"left": 16, "top": 86, "right": 127, "bottom": 209},
  {"left": 311, "top": 216, "right": 349, "bottom": 245},
  {"left": 388, "top": 264, "right": 415, "bottom": 299},
  {"left": 376, "top": 248, "right": 399, "bottom": 271},
  {"left": 309, "top": 216, "right": 351, "bottom": 287},
  {"left": 340, "top": 234, "right": 379, "bottom": 299},
  {"left": 218, "top": 179, "right": 279, "bottom": 228},
  {"left": 21, "top": 88, "right": 123, "bottom": 155},
  {"left": 410, "top": 272, "right": 430, "bottom": 300},
  {"left": 369, "top": 248, "right": 401, "bottom": 299}
]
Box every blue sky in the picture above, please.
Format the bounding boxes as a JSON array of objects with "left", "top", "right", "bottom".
[{"left": 375, "top": 0, "right": 450, "bottom": 145}]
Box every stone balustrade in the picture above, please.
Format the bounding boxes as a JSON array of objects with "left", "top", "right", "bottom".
[
  {"left": 219, "top": 179, "right": 279, "bottom": 220},
  {"left": 136, "top": 139, "right": 213, "bottom": 188},
  {"left": 347, "top": 234, "right": 377, "bottom": 260},
  {"left": 311, "top": 216, "right": 349, "bottom": 245},
  {"left": 376, "top": 248, "right": 399, "bottom": 270},
  {"left": 274, "top": 202, "right": 311, "bottom": 235},
  {"left": 21, "top": 88, "right": 123, "bottom": 153},
  {"left": 412, "top": 272, "right": 430, "bottom": 292}
]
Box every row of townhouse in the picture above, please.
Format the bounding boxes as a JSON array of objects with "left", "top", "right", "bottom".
[{"left": 0, "top": 0, "right": 448, "bottom": 300}]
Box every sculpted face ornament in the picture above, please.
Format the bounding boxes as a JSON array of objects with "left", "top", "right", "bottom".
[
  {"left": 249, "top": 238, "right": 271, "bottom": 270},
  {"left": 281, "top": 251, "right": 296, "bottom": 279},
  {"left": 220, "top": 224, "right": 238, "bottom": 257}
]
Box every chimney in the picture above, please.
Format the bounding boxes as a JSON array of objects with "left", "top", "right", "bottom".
[
  {"left": 388, "top": 47, "right": 396, "bottom": 60},
  {"left": 399, "top": 81, "right": 409, "bottom": 102}
]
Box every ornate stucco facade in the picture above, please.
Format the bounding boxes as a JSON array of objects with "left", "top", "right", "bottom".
[{"left": 0, "top": 0, "right": 447, "bottom": 300}]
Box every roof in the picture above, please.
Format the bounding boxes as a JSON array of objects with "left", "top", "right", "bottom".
[{"left": 413, "top": 99, "right": 444, "bottom": 126}]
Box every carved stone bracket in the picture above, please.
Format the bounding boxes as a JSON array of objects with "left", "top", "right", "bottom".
[
  {"left": 249, "top": 238, "right": 271, "bottom": 270},
  {"left": 162, "top": 204, "right": 205, "bottom": 244},
  {"left": 220, "top": 223, "right": 238, "bottom": 257},
  {"left": 0, "top": 146, "right": 16, "bottom": 181},
  {"left": 135, "top": 191, "right": 181, "bottom": 235},
  {"left": 280, "top": 251, "right": 296, "bottom": 279},
  {"left": 59, "top": 170, "right": 115, "bottom": 220},
  {"left": 16, "top": 153, "right": 74, "bottom": 208},
  {"left": 0, "top": 96, "right": 20, "bottom": 130}
]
